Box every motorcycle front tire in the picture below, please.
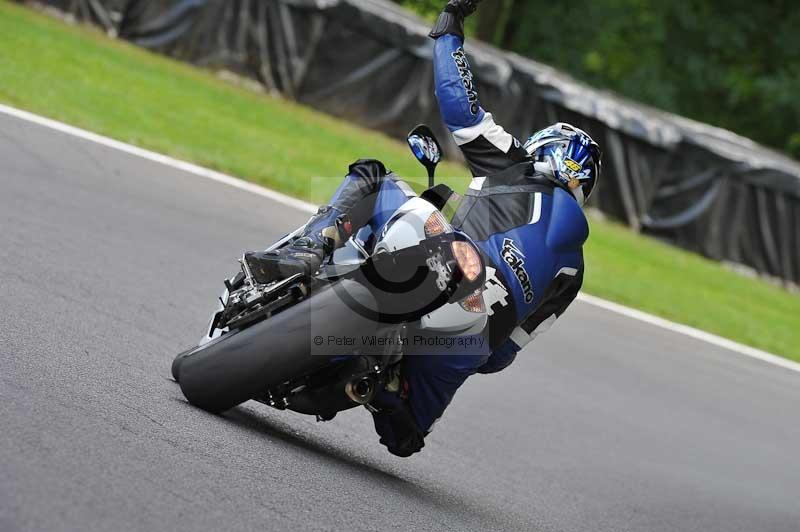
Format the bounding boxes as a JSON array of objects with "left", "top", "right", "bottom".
[{"left": 174, "top": 279, "right": 379, "bottom": 414}]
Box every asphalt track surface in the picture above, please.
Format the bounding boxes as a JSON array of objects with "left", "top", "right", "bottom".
[{"left": 2, "top": 112, "right": 799, "bottom": 532}]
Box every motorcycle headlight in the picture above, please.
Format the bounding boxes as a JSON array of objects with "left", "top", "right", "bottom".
[
  {"left": 424, "top": 210, "right": 448, "bottom": 237},
  {"left": 451, "top": 241, "right": 482, "bottom": 282}
]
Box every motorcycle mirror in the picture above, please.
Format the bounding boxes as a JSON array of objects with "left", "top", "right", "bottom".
[{"left": 407, "top": 124, "right": 443, "bottom": 188}]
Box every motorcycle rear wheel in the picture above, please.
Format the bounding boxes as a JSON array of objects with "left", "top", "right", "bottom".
[{"left": 174, "top": 280, "right": 379, "bottom": 414}]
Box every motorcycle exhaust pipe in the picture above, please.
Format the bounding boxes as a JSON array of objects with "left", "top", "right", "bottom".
[{"left": 284, "top": 372, "right": 378, "bottom": 416}]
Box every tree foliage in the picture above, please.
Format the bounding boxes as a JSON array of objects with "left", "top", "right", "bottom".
[{"left": 398, "top": 0, "right": 800, "bottom": 159}]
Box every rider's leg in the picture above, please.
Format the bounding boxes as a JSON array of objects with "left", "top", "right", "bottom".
[
  {"left": 245, "top": 159, "right": 415, "bottom": 282},
  {"left": 331, "top": 159, "right": 417, "bottom": 233},
  {"left": 402, "top": 333, "right": 490, "bottom": 430}
]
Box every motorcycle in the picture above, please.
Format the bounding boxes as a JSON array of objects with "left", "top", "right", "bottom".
[{"left": 172, "top": 125, "right": 487, "bottom": 421}]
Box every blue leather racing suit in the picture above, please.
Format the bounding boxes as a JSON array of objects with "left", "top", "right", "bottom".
[{"left": 321, "top": 33, "right": 588, "bottom": 455}]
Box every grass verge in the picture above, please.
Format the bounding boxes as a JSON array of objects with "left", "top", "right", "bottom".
[{"left": 1, "top": 1, "right": 797, "bottom": 361}]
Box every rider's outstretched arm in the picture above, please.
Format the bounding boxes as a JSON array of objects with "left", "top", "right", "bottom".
[
  {"left": 433, "top": 33, "right": 485, "bottom": 133},
  {"left": 430, "top": 1, "right": 528, "bottom": 177}
]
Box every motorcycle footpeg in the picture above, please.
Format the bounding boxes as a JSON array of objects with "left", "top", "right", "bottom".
[{"left": 224, "top": 270, "right": 246, "bottom": 291}]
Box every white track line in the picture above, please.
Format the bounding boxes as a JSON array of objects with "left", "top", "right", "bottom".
[
  {"left": 0, "top": 104, "right": 318, "bottom": 214},
  {"left": 578, "top": 293, "right": 800, "bottom": 373},
  {"left": 2, "top": 102, "right": 798, "bottom": 374}
]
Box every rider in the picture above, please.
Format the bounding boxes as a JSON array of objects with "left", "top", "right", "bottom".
[{"left": 246, "top": 0, "right": 601, "bottom": 457}]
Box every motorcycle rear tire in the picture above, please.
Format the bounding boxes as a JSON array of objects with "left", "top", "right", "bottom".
[{"left": 175, "top": 280, "right": 379, "bottom": 414}]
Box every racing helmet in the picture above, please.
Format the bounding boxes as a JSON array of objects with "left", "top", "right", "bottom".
[{"left": 523, "top": 123, "right": 602, "bottom": 206}]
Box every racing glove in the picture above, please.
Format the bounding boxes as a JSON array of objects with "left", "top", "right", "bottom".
[
  {"left": 429, "top": 0, "right": 482, "bottom": 40},
  {"left": 371, "top": 406, "right": 425, "bottom": 457},
  {"left": 368, "top": 380, "right": 426, "bottom": 457}
]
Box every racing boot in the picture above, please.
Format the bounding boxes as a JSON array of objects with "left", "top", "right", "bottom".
[{"left": 244, "top": 206, "right": 352, "bottom": 284}]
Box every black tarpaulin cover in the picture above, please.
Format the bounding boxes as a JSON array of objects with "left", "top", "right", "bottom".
[{"left": 30, "top": 0, "right": 800, "bottom": 284}]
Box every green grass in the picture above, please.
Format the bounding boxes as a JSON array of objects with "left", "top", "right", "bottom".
[
  {"left": 0, "top": 1, "right": 466, "bottom": 201},
  {"left": 584, "top": 219, "right": 798, "bottom": 359},
  {"left": 1, "top": 1, "right": 798, "bottom": 361}
]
